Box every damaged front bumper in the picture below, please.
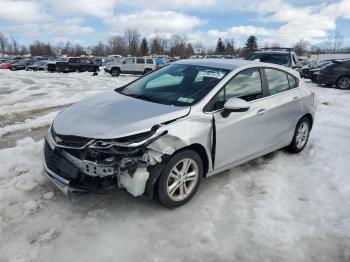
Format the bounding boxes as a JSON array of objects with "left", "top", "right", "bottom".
[{"left": 43, "top": 127, "right": 167, "bottom": 198}]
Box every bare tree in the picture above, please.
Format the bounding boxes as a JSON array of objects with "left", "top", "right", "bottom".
[
  {"left": 0, "top": 32, "right": 8, "bottom": 54},
  {"left": 124, "top": 28, "right": 140, "bottom": 56},
  {"left": 108, "top": 36, "right": 127, "bottom": 56},
  {"left": 293, "top": 39, "right": 310, "bottom": 56}
]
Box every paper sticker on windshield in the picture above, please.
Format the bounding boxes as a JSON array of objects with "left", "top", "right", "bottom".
[
  {"left": 178, "top": 97, "right": 194, "bottom": 103},
  {"left": 199, "top": 70, "right": 225, "bottom": 79}
]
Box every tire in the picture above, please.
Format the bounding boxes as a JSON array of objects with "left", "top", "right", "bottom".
[
  {"left": 111, "top": 68, "right": 120, "bottom": 77},
  {"left": 336, "top": 76, "right": 350, "bottom": 90},
  {"left": 10, "top": 67, "right": 15, "bottom": 71},
  {"left": 156, "top": 150, "right": 202, "bottom": 208},
  {"left": 287, "top": 117, "right": 311, "bottom": 153},
  {"left": 143, "top": 68, "right": 152, "bottom": 75}
]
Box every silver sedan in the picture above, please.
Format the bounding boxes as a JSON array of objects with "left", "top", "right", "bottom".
[{"left": 44, "top": 59, "right": 316, "bottom": 208}]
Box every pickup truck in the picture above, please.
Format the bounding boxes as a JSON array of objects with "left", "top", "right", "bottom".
[{"left": 55, "top": 57, "right": 100, "bottom": 74}]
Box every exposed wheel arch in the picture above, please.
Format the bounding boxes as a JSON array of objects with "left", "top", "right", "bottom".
[
  {"left": 144, "top": 143, "right": 210, "bottom": 199},
  {"left": 301, "top": 113, "right": 313, "bottom": 130},
  {"left": 171, "top": 144, "right": 209, "bottom": 178}
]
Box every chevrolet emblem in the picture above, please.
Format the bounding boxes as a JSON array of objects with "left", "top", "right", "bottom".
[{"left": 55, "top": 136, "right": 62, "bottom": 143}]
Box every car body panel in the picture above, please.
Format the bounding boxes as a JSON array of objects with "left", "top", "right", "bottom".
[{"left": 53, "top": 91, "right": 191, "bottom": 139}]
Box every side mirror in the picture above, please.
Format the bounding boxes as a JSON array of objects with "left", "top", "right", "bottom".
[
  {"left": 123, "top": 61, "right": 126, "bottom": 64},
  {"left": 222, "top": 97, "right": 250, "bottom": 118}
]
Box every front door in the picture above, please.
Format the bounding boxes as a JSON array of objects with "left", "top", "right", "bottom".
[{"left": 211, "top": 68, "right": 270, "bottom": 170}]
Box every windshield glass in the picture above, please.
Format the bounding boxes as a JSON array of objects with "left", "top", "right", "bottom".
[
  {"left": 117, "top": 64, "right": 229, "bottom": 106},
  {"left": 248, "top": 53, "right": 291, "bottom": 67}
]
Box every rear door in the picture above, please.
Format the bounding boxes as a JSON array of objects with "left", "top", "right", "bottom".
[
  {"left": 263, "top": 68, "right": 303, "bottom": 149},
  {"left": 136, "top": 58, "right": 145, "bottom": 73},
  {"left": 210, "top": 68, "right": 270, "bottom": 170}
]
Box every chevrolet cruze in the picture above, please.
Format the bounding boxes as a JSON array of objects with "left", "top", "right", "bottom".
[{"left": 44, "top": 59, "right": 316, "bottom": 208}]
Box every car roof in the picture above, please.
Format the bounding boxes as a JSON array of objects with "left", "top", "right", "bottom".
[
  {"left": 251, "top": 51, "right": 292, "bottom": 54},
  {"left": 174, "top": 58, "right": 252, "bottom": 70}
]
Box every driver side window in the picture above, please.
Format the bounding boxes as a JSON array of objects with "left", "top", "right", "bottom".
[{"left": 209, "top": 68, "right": 263, "bottom": 111}]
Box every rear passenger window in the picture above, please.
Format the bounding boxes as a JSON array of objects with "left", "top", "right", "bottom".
[
  {"left": 136, "top": 58, "right": 145, "bottom": 64},
  {"left": 265, "top": 68, "right": 290, "bottom": 95},
  {"left": 146, "top": 59, "right": 154, "bottom": 64},
  {"left": 287, "top": 74, "right": 298, "bottom": 89}
]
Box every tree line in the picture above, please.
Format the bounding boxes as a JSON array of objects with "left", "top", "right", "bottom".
[{"left": 0, "top": 29, "right": 349, "bottom": 58}]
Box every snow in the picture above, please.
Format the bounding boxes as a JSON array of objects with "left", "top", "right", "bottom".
[{"left": 0, "top": 70, "right": 350, "bottom": 262}]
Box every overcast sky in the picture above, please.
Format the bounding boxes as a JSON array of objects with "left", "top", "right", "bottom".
[{"left": 0, "top": 0, "right": 349, "bottom": 48}]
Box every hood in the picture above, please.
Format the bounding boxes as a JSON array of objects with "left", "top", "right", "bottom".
[{"left": 53, "top": 91, "right": 190, "bottom": 139}]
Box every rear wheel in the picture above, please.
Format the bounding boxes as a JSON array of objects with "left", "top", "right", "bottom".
[
  {"left": 111, "top": 68, "right": 120, "bottom": 77},
  {"left": 336, "top": 76, "right": 350, "bottom": 89},
  {"left": 156, "top": 150, "right": 202, "bottom": 208},
  {"left": 144, "top": 68, "right": 152, "bottom": 75},
  {"left": 287, "top": 117, "right": 311, "bottom": 153}
]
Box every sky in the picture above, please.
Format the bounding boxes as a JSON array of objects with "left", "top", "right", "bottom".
[{"left": 0, "top": 0, "right": 350, "bottom": 49}]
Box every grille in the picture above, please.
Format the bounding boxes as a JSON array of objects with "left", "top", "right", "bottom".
[
  {"left": 51, "top": 127, "right": 92, "bottom": 148},
  {"left": 44, "top": 141, "right": 80, "bottom": 180}
]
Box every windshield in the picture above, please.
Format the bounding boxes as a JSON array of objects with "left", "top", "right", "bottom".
[
  {"left": 117, "top": 64, "right": 229, "bottom": 106},
  {"left": 248, "top": 53, "right": 291, "bottom": 67}
]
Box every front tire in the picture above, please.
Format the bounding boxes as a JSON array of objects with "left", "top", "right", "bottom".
[
  {"left": 287, "top": 117, "right": 311, "bottom": 153},
  {"left": 111, "top": 68, "right": 120, "bottom": 77},
  {"left": 156, "top": 150, "right": 202, "bottom": 208},
  {"left": 336, "top": 76, "right": 350, "bottom": 89}
]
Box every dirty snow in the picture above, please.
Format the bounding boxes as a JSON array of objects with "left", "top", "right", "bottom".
[{"left": 0, "top": 70, "right": 350, "bottom": 262}]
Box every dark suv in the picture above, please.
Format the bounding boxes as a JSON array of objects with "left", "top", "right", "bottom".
[{"left": 317, "top": 60, "right": 350, "bottom": 89}]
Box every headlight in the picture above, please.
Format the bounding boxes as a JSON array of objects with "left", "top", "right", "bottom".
[{"left": 89, "top": 131, "right": 167, "bottom": 151}]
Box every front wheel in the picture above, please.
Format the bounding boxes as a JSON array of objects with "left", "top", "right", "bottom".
[
  {"left": 156, "top": 150, "right": 202, "bottom": 208},
  {"left": 336, "top": 76, "right": 350, "bottom": 89},
  {"left": 287, "top": 117, "right": 311, "bottom": 153},
  {"left": 111, "top": 68, "right": 120, "bottom": 77}
]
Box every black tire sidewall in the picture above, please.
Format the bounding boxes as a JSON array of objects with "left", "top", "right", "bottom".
[
  {"left": 156, "top": 150, "right": 203, "bottom": 208},
  {"left": 111, "top": 68, "right": 120, "bottom": 77},
  {"left": 337, "top": 77, "right": 350, "bottom": 90},
  {"left": 288, "top": 117, "right": 311, "bottom": 153}
]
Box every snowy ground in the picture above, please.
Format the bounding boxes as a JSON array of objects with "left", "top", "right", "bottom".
[{"left": 0, "top": 70, "right": 350, "bottom": 262}]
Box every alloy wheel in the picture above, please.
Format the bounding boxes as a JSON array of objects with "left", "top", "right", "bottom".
[
  {"left": 338, "top": 77, "right": 350, "bottom": 89},
  {"left": 296, "top": 122, "right": 309, "bottom": 149},
  {"left": 166, "top": 158, "right": 199, "bottom": 201}
]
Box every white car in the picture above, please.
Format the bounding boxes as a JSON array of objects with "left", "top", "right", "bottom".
[
  {"left": 104, "top": 57, "right": 157, "bottom": 77},
  {"left": 44, "top": 59, "right": 316, "bottom": 208}
]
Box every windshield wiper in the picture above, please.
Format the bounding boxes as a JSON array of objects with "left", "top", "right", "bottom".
[{"left": 124, "top": 93, "right": 173, "bottom": 105}]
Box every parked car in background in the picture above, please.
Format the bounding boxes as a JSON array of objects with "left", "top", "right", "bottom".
[
  {"left": 55, "top": 57, "right": 100, "bottom": 74},
  {"left": 247, "top": 49, "right": 300, "bottom": 69},
  {"left": 44, "top": 59, "right": 315, "bottom": 208},
  {"left": 0, "top": 60, "right": 13, "bottom": 69},
  {"left": 317, "top": 59, "right": 350, "bottom": 89},
  {"left": 47, "top": 57, "right": 67, "bottom": 72},
  {"left": 10, "top": 59, "right": 34, "bottom": 71},
  {"left": 301, "top": 60, "right": 332, "bottom": 79},
  {"left": 26, "top": 60, "right": 48, "bottom": 71},
  {"left": 104, "top": 57, "right": 157, "bottom": 77},
  {"left": 155, "top": 57, "right": 168, "bottom": 67}
]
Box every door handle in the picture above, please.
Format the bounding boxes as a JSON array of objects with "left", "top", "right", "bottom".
[
  {"left": 293, "top": 96, "right": 300, "bottom": 101},
  {"left": 257, "top": 108, "right": 267, "bottom": 116}
]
